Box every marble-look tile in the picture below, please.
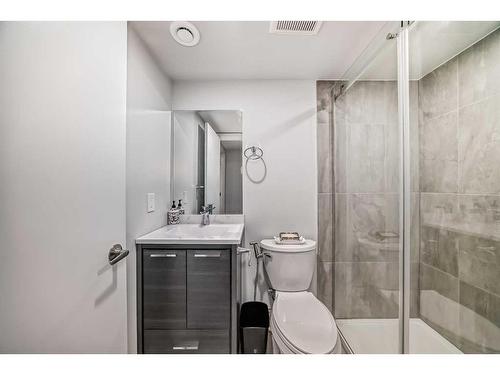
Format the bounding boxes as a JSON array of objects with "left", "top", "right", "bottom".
[
  {"left": 419, "top": 286, "right": 460, "bottom": 340},
  {"left": 334, "top": 100, "right": 347, "bottom": 193},
  {"left": 317, "top": 261, "right": 334, "bottom": 312},
  {"left": 420, "top": 159, "right": 458, "bottom": 193},
  {"left": 334, "top": 261, "right": 399, "bottom": 318},
  {"left": 458, "top": 233, "right": 500, "bottom": 296},
  {"left": 410, "top": 262, "right": 420, "bottom": 318},
  {"left": 459, "top": 29, "right": 500, "bottom": 107},
  {"left": 410, "top": 192, "right": 420, "bottom": 264},
  {"left": 385, "top": 119, "right": 400, "bottom": 193},
  {"left": 385, "top": 81, "right": 412, "bottom": 193},
  {"left": 420, "top": 226, "right": 459, "bottom": 276},
  {"left": 419, "top": 58, "right": 458, "bottom": 121},
  {"left": 410, "top": 81, "right": 420, "bottom": 192},
  {"left": 419, "top": 263, "right": 459, "bottom": 302},
  {"left": 347, "top": 194, "right": 399, "bottom": 262},
  {"left": 458, "top": 281, "right": 500, "bottom": 353},
  {"left": 458, "top": 194, "right": 500, "bottom": 225},
  {"left": 344, "top": 81, "right": 398, "bottom": 124},
  {"left": 318, "top": 193, "right": 333, "bottom": 262},
  {"left": 420, "top": 111, "right": 458, "bottom": 161},
  {"left": 460, "top": 281, "right": 500, "bottom": 328},
  {"left": 316, "top": 81, "right": 334, "bottom": 117},
  {"left": 317, "top": 122, "right": 333, "bottom": 193},
  {"left": 420, "top": 193, "right": 459, "bottom": 223},
  {"left": 334, "top": 193, "right": 349, "bottom": 261},
  {"left": 458, "top": 94, "right": 500, "bottom": 194},
  {"left": 348, "top": 123, "right": 385, "bottom": 193}
]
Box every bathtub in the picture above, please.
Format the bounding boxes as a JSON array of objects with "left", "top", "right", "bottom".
[{"left": 336, "top": 318, "right": 462, "bottom": 354}]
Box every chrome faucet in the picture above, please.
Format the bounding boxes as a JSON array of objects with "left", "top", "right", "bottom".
[{"left": 200, "top": 204, "right": 215, "bottom": 225}]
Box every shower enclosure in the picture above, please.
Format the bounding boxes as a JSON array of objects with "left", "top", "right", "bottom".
[{"left": 317, "top": 21, "right": 500, "bottom": 353}]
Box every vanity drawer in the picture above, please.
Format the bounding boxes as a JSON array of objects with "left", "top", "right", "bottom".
[
  {"left": 143, "top": 329, "right": 230, "bottom": 354},
  {"left": 143, "top": 249, "right": 186, "bottom": 329},
  {"left": 187, "top": 249, "right": 230, "bottom": 329}
]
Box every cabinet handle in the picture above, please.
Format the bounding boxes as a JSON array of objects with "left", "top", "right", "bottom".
[
  {"left": 172, "top": 341, "right": 199, "bottom": 351},
  {"left": 150, "top": 253, "right": 177, "bottom": 258},
  {"left": 194, "top": 252, "right": 221, "bottom": 258}
]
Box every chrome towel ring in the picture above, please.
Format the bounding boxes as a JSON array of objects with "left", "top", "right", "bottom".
[{"left": 243, "top": 146, "right": 264, "bottom": 160}]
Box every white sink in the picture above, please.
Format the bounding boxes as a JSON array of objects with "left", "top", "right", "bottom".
[{"left": 136, "top": 223, "right": 244, "bottom": 245}]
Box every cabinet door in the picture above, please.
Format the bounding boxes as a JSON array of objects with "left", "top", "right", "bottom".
[
  {"left": 187, "top": 249, "right": 230, "bottom": 329},
  {"left": 143, "top": 249, "right": 186, "bottom": 329}
]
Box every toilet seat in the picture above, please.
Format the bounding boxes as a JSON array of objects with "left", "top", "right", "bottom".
[{"left": 271, "top": 291, "right": 338, "bottom": 354}]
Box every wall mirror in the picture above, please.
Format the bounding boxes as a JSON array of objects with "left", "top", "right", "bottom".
[{"left": 172, "top": 110, "right": 243, "bottom": 215}]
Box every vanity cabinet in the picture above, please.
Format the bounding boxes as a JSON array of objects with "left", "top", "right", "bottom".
[{"left": 137, "top": 244, "right": 239, "bottom": 354}]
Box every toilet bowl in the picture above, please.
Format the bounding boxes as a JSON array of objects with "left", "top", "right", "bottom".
[
  {"left": 270, "top": 291, "right": 339, "bottom": 354},
  {"left": 260, "top": 239, "right": 339, "bottom": 354}
]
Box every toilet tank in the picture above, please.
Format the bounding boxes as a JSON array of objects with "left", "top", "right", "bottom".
[{"left": 260, "top": 239, "right": 316, "bottom": 292}]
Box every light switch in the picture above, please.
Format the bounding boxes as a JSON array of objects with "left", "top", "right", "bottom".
[{"left": 147, "top": 193, "right": 155, "bottom": 213}]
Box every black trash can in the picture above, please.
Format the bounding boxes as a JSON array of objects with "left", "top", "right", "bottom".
[{"left": 239, "top": 301, "right": 269, "bottom": 354}]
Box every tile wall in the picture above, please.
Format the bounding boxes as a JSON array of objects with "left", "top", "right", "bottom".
[{"left": 418, "top": 29, "right": 500, "bottom": 353}]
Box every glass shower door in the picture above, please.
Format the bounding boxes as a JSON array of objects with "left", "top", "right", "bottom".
[
  {"left": 407, "top": 21, "right": 500, "bottom": 354},
  {"left": 327, "top": 20, "right": 500, "bottom": 354},
  {"left": 332, "top": 25, "right": 404, "bottom": 353}
]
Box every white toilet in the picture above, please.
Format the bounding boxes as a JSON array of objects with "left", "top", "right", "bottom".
[{"left": 260, "top": 239, "right": 340, "bottom": 354}]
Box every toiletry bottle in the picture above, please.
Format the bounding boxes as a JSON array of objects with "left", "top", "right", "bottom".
[
  {"left": 168, "top": 201, "right": 180, "bottom": 225},
  {"left": 177, "top": 199, "right": 185, "bottom": 215}
]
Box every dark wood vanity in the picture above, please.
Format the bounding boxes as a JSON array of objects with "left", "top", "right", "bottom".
[{"left": 136, "top": 242, "right": 241, "bottom": 354}]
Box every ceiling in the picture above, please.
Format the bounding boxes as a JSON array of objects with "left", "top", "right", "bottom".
[{"left": 130, "top": 21, "right": 387, "bottom": 80}]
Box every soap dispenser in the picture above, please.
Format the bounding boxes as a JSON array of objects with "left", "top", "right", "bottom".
[
  {"left": 168, "top": 201, "right": 180, "bottom": 225},
  {"left": 177, "top": 199, "right": 185, "bottom": 215}
]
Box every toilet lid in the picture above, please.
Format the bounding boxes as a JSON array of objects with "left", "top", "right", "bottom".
[{"left": 272, "top": 292, "right": 338, "bottom": 354}]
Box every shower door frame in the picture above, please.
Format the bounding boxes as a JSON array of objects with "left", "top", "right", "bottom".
[{"left": 396, "top": 21, "right": 412, "bottom": 354}]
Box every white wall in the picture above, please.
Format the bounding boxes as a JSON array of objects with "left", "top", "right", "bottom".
[
  {"left": 173, "top": 80, "right": 317, "bottom": 303},
  {"left": 126, "top": 25, "right": 173, "bottom": 353},
  {"left": 0, "top": 22, "right": 128, "bottom": 353}
]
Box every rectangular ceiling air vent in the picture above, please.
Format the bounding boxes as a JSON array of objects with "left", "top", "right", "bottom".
[{"left": 269, "top": 21, "right": 323, "bottom": 35}]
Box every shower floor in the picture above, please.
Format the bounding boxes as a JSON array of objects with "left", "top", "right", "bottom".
[{"left": 336, "top": 318, "right": 462, "bottom": 354}]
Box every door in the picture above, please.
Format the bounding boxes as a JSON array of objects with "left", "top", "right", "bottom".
[
  {"left": 143, "top": 250, "right": 186, "bottom": 329},
  {"left": 0, "top": 22, "right": 128, "bottom": 353},
  {"left": 219, "top": 147, "right": 226, "bottom": 213},
  {"left": 204, "top": 122, "right": 221, "bottom": 213},
  {"left": 186, "top": 250, "right": 231, "bottom": 330}
]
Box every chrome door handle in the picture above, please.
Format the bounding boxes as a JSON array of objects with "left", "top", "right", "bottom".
[
  {"left": 194, "top": 252, "right": 221, "bottom": 258},
  {"left": 108, "top": 244, "right": 129, "bottom": 265},
  {"left": 150, "top": 253, "right": 177, "bottom": 258}
]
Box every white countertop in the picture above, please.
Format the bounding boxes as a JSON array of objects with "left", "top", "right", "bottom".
[{"left": 136, "top": 223, "right": 245, "bottom": 245}]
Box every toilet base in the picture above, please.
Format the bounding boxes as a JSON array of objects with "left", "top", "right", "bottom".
[{"left": 270, "top": 318, "right": 341, "bottom": 354}]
